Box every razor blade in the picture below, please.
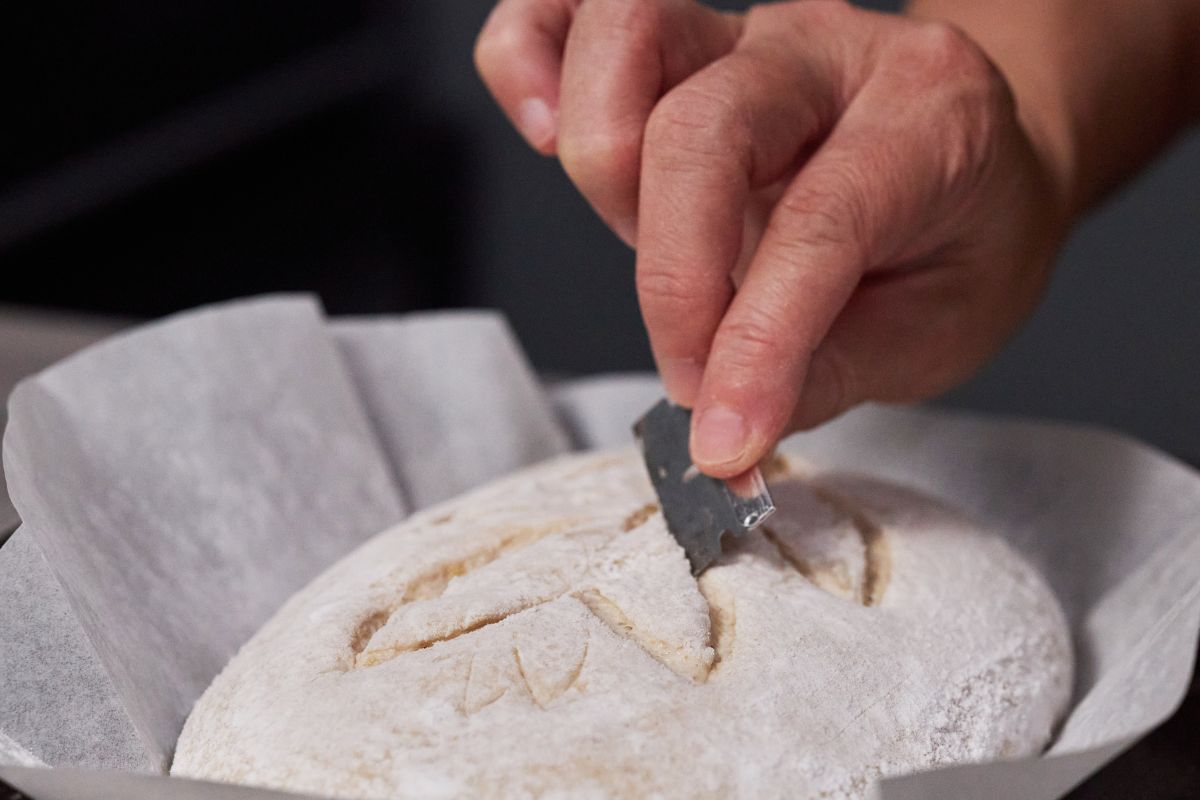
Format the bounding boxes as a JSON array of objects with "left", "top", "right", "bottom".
[{"left": 633, "top": 398, "right": 775, "bottom": 574}]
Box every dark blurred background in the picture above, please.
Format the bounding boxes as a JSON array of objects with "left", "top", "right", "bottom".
[
  {"left": 2, "top": 0, "right": 1200, "bottom": 460},
  {"left": 2, "top": 0, "right": 1198, "bottom": 460},
  {"left": 0, "top": 2, "right": 1197, "bottom": 795}
]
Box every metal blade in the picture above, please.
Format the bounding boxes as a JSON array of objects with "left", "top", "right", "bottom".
[{"left": 633, "top": 398, "right": 774, "bottom": 574}]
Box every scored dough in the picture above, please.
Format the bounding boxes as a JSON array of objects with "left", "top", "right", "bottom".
[{"left": 173, "top": 449, "right": 1072, "bottom": 799}]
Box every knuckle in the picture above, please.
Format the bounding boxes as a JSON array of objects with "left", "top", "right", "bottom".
[
  {"left": 718, "top": 314, "right": 790, "bottom": 371},
  {"left": 907, "top": 20, "right": 1009, "bottom": 105},
  {"left": 776, "top": 202, "right": 856, "bottom": 254},
  {"left": 645, "top": 86, "right": 752, "bottom": 174},
  {"left": 558, "top": 128, "right": 641, "bottom": 192},
  {"left": 594, "top": 0, "right": 662, "bottom": 36},
  {"left": 910, "top": 20, "right": 981, "bottom": 74},
  {"left": 777, "top": 165, "right": 872, "bottom": 266},
  {"left": 741, "top": 3, "right": 785, "bottom": 33},
  {"left": 744, "top": 0, "right": 850, "bottom": 38},
  {"left": 636, "top": 266, "right": 707, "bottom": 314},
  {"left": 892, "top": 21, "right": 1015, "bottom": 199},
  {"left": 473, "top": 18, "right": 522, "bottom": 78}
]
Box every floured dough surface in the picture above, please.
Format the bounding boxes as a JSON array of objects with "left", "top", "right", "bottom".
[{"left": 173, "top": 449, "right": 1072, "bottom": 799}]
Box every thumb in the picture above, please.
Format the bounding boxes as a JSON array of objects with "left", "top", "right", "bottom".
[{"left": 789, "top": 248, "right": 1046, "bottom": 430}]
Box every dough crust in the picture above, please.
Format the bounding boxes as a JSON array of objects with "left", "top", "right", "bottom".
[{"left": 173, "top": 449, "right": 1072, "bottom": 799}]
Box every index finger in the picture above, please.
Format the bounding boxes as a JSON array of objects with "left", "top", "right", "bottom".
[
  {"left": 557, "top": 0, "right": 741, "bottom": 244},
  {"left": 636, "top": 44, "right": 833, "bottom": 407}
]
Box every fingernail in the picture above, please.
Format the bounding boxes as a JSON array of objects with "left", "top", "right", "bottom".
[
  {"left": 659, "top": 358, "right": 704, "bottom": 407},
  {"left": 692, "top": 405, "right": 748, "bottom": 467},
  {"left": 517, "top": 97, "right": 555, "bottom": 149}
]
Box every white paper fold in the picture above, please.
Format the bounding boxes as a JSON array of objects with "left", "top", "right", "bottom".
[
  {"left": 2, "top": 295, "right": 1198, "bottom": 800},
  {"left": 2, "top": 297, "right": 405, "bottom": 772},
  {"left": 0, "top": 530, "right": 146, "bottom": 770},
  {"left": 1, "top": 733, "right": 45, "bottom": 768},
  {"left": 0, "top": 470, "right": 17, "bottom": 543},
  {"left": 332, "top": 311, "right": 569, "bottom": 507},
  {"left": 551, "top": 373, "right": 663, "bottom": 449}
]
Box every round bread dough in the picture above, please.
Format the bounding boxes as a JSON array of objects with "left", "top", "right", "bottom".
[{"left": 173, "top": 449, "right": 1072, "bottom": 799}]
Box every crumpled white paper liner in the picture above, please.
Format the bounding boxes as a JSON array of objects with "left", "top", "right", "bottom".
[{"left": 1, "top": 295, "right": 1197, "bottom": 800}]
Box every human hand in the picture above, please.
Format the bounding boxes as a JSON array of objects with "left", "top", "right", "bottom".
[{"left": 476, "top": 0, "right": 1069, "bottom": 478}]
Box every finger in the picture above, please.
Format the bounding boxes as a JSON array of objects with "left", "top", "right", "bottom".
[
  {"left": 558, "top": 0, "right": 741, "bottom": 244},
  {"left": 789, "top": 255, "right": 1032, "bottom": 429},
  {"left": 691, "top": 88, "right": 963, "bottom": 476},
  {"left": 636, "top": 32, "right": 837, "bottom": 408},
  {"left": 475, "top": 0, "right": 581, "bottom": 154},
  {"left": 791, "top": 267, "right": 978, "bottom": 430}
]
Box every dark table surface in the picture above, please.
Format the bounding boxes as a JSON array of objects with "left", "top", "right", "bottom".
[{"left": 0, "top": 306, "right": 1196, "bottom": 798}]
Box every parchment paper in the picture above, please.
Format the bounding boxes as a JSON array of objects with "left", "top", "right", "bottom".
[
  {"left": 0, "top": 468, "right": 17, "bottom": 545},
  {"left": 1, "top": 297, "right": 406, "bottom": 773},
  {"left": 2, "top": 295, "right": 1198, "bottom": 800},
  {"left": 332, "top": 311, "right": 568, "bottom": 508},
  {"left": 556, "top": 377, "right": 1200, "bottom": 799}
]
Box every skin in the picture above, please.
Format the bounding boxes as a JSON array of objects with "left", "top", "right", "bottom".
[{"left": 475, "top": 0, "right": 1200, "bottom": 478}]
